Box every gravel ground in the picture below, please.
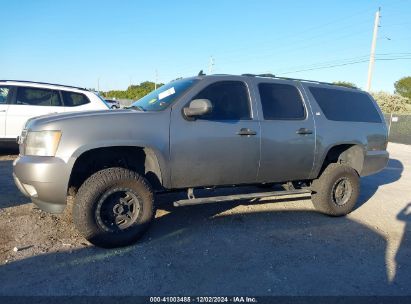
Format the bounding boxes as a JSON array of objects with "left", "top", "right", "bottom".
[{"left": 0, "top": 143, "right": 410, "bottom": 296}]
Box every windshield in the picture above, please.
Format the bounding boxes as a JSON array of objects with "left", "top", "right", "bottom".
[{"left": 129, "top": 78, "right": 198, "bottom": 111}]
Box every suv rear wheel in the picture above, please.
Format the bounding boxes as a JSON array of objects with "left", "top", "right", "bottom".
[
  {"left": 73, "top": 167, "right": 154, "bottom": 248},
  {"left": 311, "top": 164, "right": 360, "bottom": 216}
]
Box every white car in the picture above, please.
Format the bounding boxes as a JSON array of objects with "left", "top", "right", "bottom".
[{"left": 0, "top": 80, "right": 109, "bottom": 143}]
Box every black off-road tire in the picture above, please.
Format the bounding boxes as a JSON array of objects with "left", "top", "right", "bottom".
[
  {"left": 311, "top": 164, "right": 360, "bottom": 216},
  {"left": 73, "top": 167, "right": 154, "bottom": 248}
]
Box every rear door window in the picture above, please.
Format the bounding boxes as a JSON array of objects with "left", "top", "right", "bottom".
[
  {"left": 61, "top": 91, "right": 90, "bottom": 107},
  {"left": 16, "top": 87, "right": 62, "bottom": 106},
  {"left": 309, "top": 87, "right": 382, "bottom": 123},
  {"left": 258, "top": 83, "right": 305, "bottom": 120}
]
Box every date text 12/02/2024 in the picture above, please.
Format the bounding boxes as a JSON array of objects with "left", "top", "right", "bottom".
[{"left": 149, "top": 296, "right": 258, "bottom": 303}]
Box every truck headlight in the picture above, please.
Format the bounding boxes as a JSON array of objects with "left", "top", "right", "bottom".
[{"left": 25, "top": 130, "right": 62, "bottom": 156}]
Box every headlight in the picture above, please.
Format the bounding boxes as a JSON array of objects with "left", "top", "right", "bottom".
[{"left": 25, "top": 130, "right": 62, "bottom": 156}]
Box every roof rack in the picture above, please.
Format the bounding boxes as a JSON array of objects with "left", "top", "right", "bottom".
[
  {"left": 241, "top": 74, "right": 348, "bottom": 87},
  {"left": 0, "top": 80, "right": 88, "bottom": 91}
]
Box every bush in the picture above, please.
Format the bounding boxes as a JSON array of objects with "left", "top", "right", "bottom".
[
  {"left": 371, "top": 91, "right": 409, "bottom": 114},
  {"left": 103, "top": 81, "right": 164, "bottom": 100},
  {"left": 394, "top": 76, "right": 411, "bottom": 101}
]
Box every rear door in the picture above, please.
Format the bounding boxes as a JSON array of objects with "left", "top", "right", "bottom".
[
  {"left": 0, "top": 86, "right": 12, "bottom": 138},
  {"left": 255, "top": 80, "right": 316, "bottom": 182},
  {"left": 6, "top": 86, "right": 64, "bottom": 139}
]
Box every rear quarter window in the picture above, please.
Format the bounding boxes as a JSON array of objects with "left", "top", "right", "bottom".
[
  {"left": 309, "top": 87, "right": 382, "bottom": 123},
  {"left": 62, "top": 91, "right": 90, "bottom": 107}
]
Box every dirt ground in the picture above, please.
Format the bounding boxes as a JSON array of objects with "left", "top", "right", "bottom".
[{"left": 0, "top": 143, "right": 410, "bottom": 296}]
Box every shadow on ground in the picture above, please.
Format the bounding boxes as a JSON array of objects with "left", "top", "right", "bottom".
[
  {"left": 0, "top": 147, "right": 30, "bottom": 208},
  {"left": 0, "top": 205, "right": 408, "bottom": 296},
  {"left": 0, "top": 158, "right": 409, "bottom": 295},
  {"left": 359, "top": 158, "right": 404, "bottom": 207},
  {"left": 395, "top": 202, "right": 411, "bottom": 288},
  {"left": 0, "top": 163, "right": 30, "bottom": 209}
]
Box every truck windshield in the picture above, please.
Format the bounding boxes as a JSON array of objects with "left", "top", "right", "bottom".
[{"left": 129, "top": 78, "right": 198, "bottom": 111}]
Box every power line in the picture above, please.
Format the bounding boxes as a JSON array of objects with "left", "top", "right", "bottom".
[
  {"left": 144, "top": 7, "right": 376, "bottom": 71},
  {"left": 377, "top": 52, "right": 411, "bottom": 56},
  {"left": 215, "top": 7, "right": 375, "bottom": 61},
  {"left": 377, "top": 57, "right": 411, "bottom": 61},
  {"left": 127, "top": 7, "right": 406, "bottom": 82},
  {"left": 278, "top": 57, "right": 411, "bottom": 75},
  {"left": 270, "top": 52, "right": 410, "bottom": 75},
  {"left": 279, "top": 59, "right": 369, "bottom": 75},
  {"left": 274, "top": 55, "right": 369, "bottom": 74}
]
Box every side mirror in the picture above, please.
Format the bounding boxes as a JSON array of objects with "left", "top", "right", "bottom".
[{"left": 183, "top": 99, "right": 212, "bottom": 118}]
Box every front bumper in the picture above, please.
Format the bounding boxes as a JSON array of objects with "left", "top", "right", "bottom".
[
  {"left": 13, "top": 155, "right": 70, "bottom": 214},
  {"left": 361, "top": 150, "right": 389, "bottom": 177}
]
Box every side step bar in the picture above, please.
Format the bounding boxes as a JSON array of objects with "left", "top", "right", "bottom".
[{"left": 173, "top": 188, "right": 311, "bottom": 207}]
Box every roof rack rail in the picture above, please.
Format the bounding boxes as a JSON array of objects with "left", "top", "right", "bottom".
[
  {"left": 0, "top": 80, "right": 89, "bottom": 91},
  {"left": 241, "top": 74, "right": 348, "bottom": 88},
  {"left": 273, "top": 76, "right": 340, "bottom": 87},
  {"left": 242, "top": 73, "right": 273, "bottom": 77}
]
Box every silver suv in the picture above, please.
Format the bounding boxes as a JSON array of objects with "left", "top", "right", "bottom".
[{"left": 13, "top": 74, "right": 389, "bottom": 248}]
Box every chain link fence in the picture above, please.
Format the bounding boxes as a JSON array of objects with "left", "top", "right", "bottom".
[{"left": 384, "top": 114, "right": 411, "bottom": 145}]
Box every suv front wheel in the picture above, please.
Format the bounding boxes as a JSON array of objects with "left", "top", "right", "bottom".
[
  {"left": 311, "top": 164, "right": 360, "bottom": 216},
  {"left": 73, "top": 167, "right": 155, "bottom": 248}
]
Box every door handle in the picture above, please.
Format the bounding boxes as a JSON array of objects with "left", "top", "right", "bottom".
[
  {"left": 237, "top": 128, "right": 257, "bottom": 136},
  {"left": 296, "top": 128, "right": 313, "bottom": 135},
  {"left": 0, "top": 110, "right": 6, "bottom": 113}
]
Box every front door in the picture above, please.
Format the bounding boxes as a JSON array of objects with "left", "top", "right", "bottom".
[
  {"left": 256, "top": 80, "right": 316, "bottom": 182},
  {"left": 170, "top": 80, "right": 260, "bottom": 188}
]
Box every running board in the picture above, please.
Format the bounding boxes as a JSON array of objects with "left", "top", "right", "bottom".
[{"left": 173, "top": 188, "right": 311, "bottom": 207}]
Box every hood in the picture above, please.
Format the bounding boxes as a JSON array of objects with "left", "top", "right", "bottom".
[{"left": 25, "top": 109, "right": 147, "bottom": 130}]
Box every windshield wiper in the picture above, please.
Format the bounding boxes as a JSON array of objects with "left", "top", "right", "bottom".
[{"left": 125, "top": 105, "right": 146, "bottom": 112}]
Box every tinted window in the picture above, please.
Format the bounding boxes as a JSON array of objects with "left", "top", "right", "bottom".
[
  {"left": 62, "top": 91, "right": 90, "bottom": 107},
  {"left": 0, "top": 86, "right": 10, "bottom": 104},
  {"left": 309, "top": 87, "right": 382, "bottom": 123},
  {"left": 16, "top": 87, "right": 62, "bottom": 106},
  {"left": 193, "top": 81, "right": 251, "bottom": 120},
  {"left": 259, "top": 83, "right": 305, "bottom": 120}
]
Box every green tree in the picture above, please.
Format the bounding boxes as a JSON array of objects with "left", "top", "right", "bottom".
[
  {"left": 332, "top": 81, "right": 357, "bottom": 89},
  {"left": 371, "top": 91, "right": 409, "bottom": 113},
  {"left": 394, "top": 76, "right": 411, "bottom": 101},
  {"left": 103, "top": 81, "right": 164, "bottom": 100}
]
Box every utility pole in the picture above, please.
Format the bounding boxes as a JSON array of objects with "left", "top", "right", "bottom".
[
  {"left": 208, "top": 56, "right": 215, "bottom": 74},
  {"left": 97, "top": 77, "right": 100, "bottom": 92},
  {"left": 366, "top": 7, "right": 381, "bottom": 92},
  {"left": 155, "top": 69, "right": 158, "bottom": 90}
]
